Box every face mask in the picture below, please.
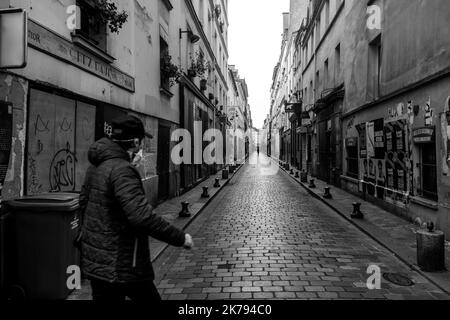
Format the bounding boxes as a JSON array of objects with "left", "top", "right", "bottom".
[{"left": 132, "top": 148, "right": 144, "bottom": 166}]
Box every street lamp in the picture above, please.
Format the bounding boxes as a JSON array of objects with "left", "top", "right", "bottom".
[{"left": 179, "top": 29, "right": 201, "bottom": 43}]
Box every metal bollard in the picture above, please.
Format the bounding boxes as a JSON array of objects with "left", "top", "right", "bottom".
[
  {"left": 201, "top": 186, "right": 210, "bottom": 198},
  {"left": 309, "top": 179, "right": 316, "bottom": 188},
  {"left": 179, "top": 201, "right": 191, "bottom": 218},
  {"left": 301, "top": 171, "right": 308, "bottom": 183},
  {"left": 417, "top": 223, "right": 446, "bottom": 272},
  {"left": 214, "top": 178, "right": 221, "bottom": 188},
  {"left": 323, "top": 187, "right": 332, "bottom": 199},
  {"left": 222, "top": 169, "right": 229, "bottom": 180},
  {"left": 350, "top": 202, "right": 364, "bottom": 219}
]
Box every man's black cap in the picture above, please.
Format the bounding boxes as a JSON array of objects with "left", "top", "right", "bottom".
[{"left": 111, "top": 115, "right": 153, "bottom": 141}]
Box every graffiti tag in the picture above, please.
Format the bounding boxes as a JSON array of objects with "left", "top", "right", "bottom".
[
  {"left": 34, "top": 115, "right": 50, "bottom": 135},
  {"left": 49, "top": 142, "right": 77, "bottom": 192}
]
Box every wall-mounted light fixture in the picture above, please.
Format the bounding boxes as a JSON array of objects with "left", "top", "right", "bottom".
[{"left": 179, "top": 29, "right": 200, "bottom": 43}]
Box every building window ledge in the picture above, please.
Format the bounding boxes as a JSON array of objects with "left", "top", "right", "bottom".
[
  {"left": 160, "top": 87, "right": 174, "bottom": 99},
  {"left": 71, "top": 33, "right": 115, "bottom": 64},
  {"left": 409, "top": 196, "right": 439, "bottom": 211}
]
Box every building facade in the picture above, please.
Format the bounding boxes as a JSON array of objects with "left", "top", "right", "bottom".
[
  {"left": 270, "top": 0, "right": 450, "bottom": 237},
  {"left": 0, "top": 0, "right": 237, "bottom": 205},
  {"left": 228, "top": 65, "right": 252, "bottom": 162}
]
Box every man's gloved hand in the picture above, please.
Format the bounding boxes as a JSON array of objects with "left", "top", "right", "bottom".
[{"left": 184, "top": 234, "right": 194, "bottom": 249}]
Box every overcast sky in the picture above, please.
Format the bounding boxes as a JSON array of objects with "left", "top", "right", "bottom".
[{"left": 228, "top": 0, "right": 290, "bottom": 129}]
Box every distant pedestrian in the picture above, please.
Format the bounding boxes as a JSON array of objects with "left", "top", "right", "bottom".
[
  {"left": 257, "top": 146, "right": 260, "bottom": 156},
  {"left": 78, "top": 115, "right": 194, "bottom": 301}
]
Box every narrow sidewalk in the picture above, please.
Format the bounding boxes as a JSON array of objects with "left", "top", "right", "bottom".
[
  {"left": 276, "top": 159, "right": 450, "bottom": 295},
  {"left": 67, "top": 163, "right": 245, "bottom": 300}
]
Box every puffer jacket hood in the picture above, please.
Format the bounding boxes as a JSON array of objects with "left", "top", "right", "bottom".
[{"left": 88, "top": 138, "right": 130, "bottom": 166}]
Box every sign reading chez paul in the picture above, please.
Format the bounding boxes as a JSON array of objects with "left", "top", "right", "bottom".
[{"left": 27, "top": 19, "right": 135, "bottom": 92}]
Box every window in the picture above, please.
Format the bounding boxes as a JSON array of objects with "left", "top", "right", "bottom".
[
  {"left": 316, "top": 18, "right": 321, "bottom": 44},
  {"left": 335, "top": 43, "right": 341, "bottom": 83},
  {"left": 160, "top": 37, "right": 170, "bottom": 91},
  {"left": 324, "top": 59, "right": 329, "bottom": 88},
  {"left": 315, "top": 71, "right": 320, "bottom": 100},
  {"left": 76, "top": 0, "right": 107, "bottom": 51},
  {"left": 325, "top": 0, "right": 330, "bottom": 28},
  {"left": 368, "top": 35, "right": 382, "bottom": 100},
  {"left": 418, "top": 143, "right": 438, "bottom": 202},
  {"left": 346, "top": 142, "right": 359, "bottom": 179}
]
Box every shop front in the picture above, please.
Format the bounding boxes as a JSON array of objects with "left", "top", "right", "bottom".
[
  {"left": 342, "top": 76, "right": 450, "bottom": 237},
  {"left": 25, "top": 86, "right": 157, "bottom": 201},
  {"left": 314, "top": 86, "right": 344, "bottom": 187},
  {"left": 180, "top": 81, "right": 216, "bottom": 192}
]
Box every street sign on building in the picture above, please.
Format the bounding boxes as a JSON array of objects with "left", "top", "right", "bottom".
[{"left": 0, "top": 8, "right": 27, "bottom": 69}]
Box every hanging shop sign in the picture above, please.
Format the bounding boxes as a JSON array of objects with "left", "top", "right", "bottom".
[
  {"left": 27, "top": 19, "right": 135, "bottom": 92},
  {"left": 413, "top": 127, "right": 435, "bottom": 144}
]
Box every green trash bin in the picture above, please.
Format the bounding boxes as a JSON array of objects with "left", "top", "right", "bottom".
[{"left": 4, "top": 193, "right": 81, "bottom": 300}]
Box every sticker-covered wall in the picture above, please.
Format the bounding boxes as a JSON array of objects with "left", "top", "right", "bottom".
[{"left": 0, "top": 73, "right": 27, "bottom": 200}]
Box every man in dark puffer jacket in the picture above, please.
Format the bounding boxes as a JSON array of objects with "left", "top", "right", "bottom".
[{"left": 79, "top": 115, "right": 193, "bottom": 301}]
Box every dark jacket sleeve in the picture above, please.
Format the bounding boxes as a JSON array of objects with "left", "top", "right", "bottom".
[
  {"left": 110, "top": 164, "right": 186, "bottom": 247},
  {"left": 76, "top": 169, "right": 90, "bottom": 249},
  {"left": 79, "top": 178, "right": 89, "bottom": 215}
]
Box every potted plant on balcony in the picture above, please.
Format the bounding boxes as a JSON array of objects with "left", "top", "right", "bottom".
[
  {"left": 160, "top": 52, "right": 182, "bottom": 88},
  {"left": 215, "top": 5, "right": 222, "bottom": 18},
  {"left": 94, "top": 0, "right": 129, "bottom": 33},
  {"left": 188, "top": 52, "right": 211, "bottom": 80}
]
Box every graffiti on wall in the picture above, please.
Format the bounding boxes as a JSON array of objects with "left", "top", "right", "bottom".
[
  {"left": 49, "top": 142, "right": 78, "bottom": 192},
  {"left": 27, "top": 89, "right": 96, "bottom": 195}
]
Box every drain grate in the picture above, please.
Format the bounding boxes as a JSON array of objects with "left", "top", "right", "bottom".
[{"left": 383, "top": 273, "right": 415, "bottom": 287}]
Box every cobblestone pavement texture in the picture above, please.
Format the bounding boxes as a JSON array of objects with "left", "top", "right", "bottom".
[{"left": 153, "top": 154, "right": 450, "bottom": 300}]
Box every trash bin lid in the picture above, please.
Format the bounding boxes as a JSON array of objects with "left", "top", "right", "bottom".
[{"left": 4, "top": 193, "right": 80, "bottom": 213}]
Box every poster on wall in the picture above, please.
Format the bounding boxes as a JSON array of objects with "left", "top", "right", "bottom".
[
  {"left": 384, "top": 118, "right": 410, "bottom": 207},
  {"left": 367, "top": 122, "right": 375, "bottom": 158},
  {"left": 368, "top": 158, "right": 376, "bottom": 179},
  {"left": 361, "top": 158, "right": 369, "bottom": 179},
  {"left": 386, "top": 131, "right": 393, "bottom": 152},
  {"left": 387, "top": 167, "right": 394, "bottom": 190},
  {"left": 397, "top": 169, "right": 406, "bottom": 192},
  {"left": 376, "top": 159, "right": 386, "bottom": 199},
  {"left": 357, "top": 124, "right": 367, "bottom": 159}
]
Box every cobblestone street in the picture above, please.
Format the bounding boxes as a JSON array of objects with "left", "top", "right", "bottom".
[{"left": 153, "top": 155, "right": 450, "bottom": 300}]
